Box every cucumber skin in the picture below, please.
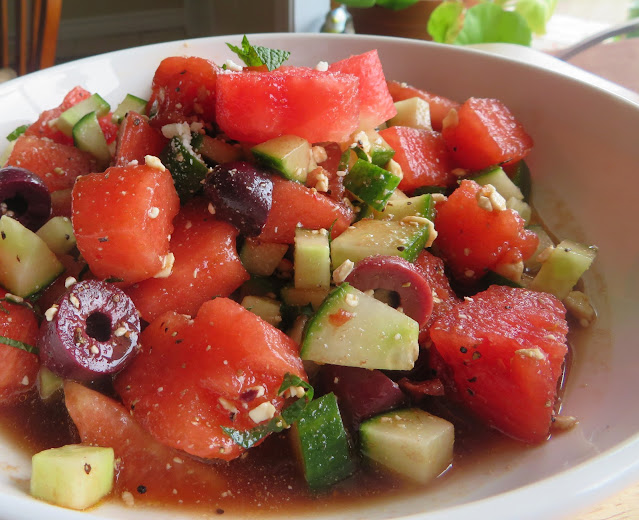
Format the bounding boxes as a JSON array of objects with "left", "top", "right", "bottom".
[
  {"left": 344, "top": 159, "right": 401, "bottom": 212},
  {"left": 160, "top": 135, "right": 209, "bottom": 202}
]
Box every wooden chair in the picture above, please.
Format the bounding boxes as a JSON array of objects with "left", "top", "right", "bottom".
[{"left": 0, "top": 0, "right": 63, "bottom": 76}]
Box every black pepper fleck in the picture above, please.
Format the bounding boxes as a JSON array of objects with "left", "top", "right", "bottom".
[
  {"left": 460, "top": 346, "right": 468, "bottom": 354},
  {"left": 216, "top": 509, "right": 225, "bottom": 515},
  {"left": 467, "top": 388, "right": 475, "bottom": 396},
  {"left": 84, "top": 463, "right": 91, "bottom": 474},
  {"left": 137, "top": 485, "right": 147, "bottom": 494},
  {"left": 397, "top": 246, "right": 405, "bottom": 252},
  {"left": 468, "top": 376, "right": 477, "bottom": 383},
  {"left": 98, "top": 237, "right": 109, "bottom": 243},
  {"left": 1, "top": 231, "right": 5, "bottom": 240}
]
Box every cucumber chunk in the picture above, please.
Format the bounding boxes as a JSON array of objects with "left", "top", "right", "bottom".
[
  {"left": 294, "top": 228, "right": 331, "bottom": 290},
  {"left": 30, "top": 444, "right": 114, "bottom": 510},
  {"left": 360, "top": 408, "right": 454, "bottom": 484},
  {"left": 36, "top": 216, "right": 76, "bottom": 256},
  {"left": 72, "top": 112, "right": 111, "bottom": 165},
  {"left": 301, "top": 283, "right": 419, "bottom": 370},
  {"left": 56, "top": 94, "right": 110, "bottom": 137},
  {"left": 343, "top": 159, "right": 400, "bottom": 212},
  {"left": 252, "top": 135, "right": 315, "bottom": 183},
  {"left": 195, "top": 135, "right": 243, "bottom": 165},
  {"left": 529, "top": 239, "right": 597, "bottom": 300},
  {"left": 240, "top": 238, "right": 288, "bottom": 277},
  {"left": 160, "top": 133, "right": 209, "bottom": 202},
  {"left": 111, "top": 93, "right": 148, "bottom": 124},
  {"left": 471, "top": 166, "right": 524, "bottom": 202},
  {"left": 387, "top": 97, "right": 432, "bottom": 130},
  {"left": 510, "top": 160, "right": 532, "bottom": 201},
  {"left": 0, "top": 216, "right": 64, "bottom": 298},
  {"left": 525, "top": 224, "right": 554, "bottom": 271},
  {"left": 330, "top": 218, "right": 433, "bottom": 269},
  {"left": 280, "top": 286, "right": 329, "bottom": 311},
  {"left": 37, "top": 366, "right": 63, "bottom": 401},
  {"left": 291, "top": 392, "right": 355, "bottom": 489},
  {"left": 373, "top": 193, "right": 434, "bottom": 221},
  {"left": 363, "top": 130, "right": 395, "bottom": 167},
  {"left": 241, "top": 295, "right": 282, "bottom": 327}
]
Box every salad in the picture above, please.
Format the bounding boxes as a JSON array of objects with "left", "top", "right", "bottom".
[{"left": 0, "top": 36, "right": 597, "bottom": 513}]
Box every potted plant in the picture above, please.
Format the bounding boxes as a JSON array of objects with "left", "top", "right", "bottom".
[{"left": 337, "top": 0, "right": 556, "bottom": 46}]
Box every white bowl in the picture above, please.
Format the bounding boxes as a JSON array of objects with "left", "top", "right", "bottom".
[{"left": 1, "top": 33, "right": 639, "bottom": 520}]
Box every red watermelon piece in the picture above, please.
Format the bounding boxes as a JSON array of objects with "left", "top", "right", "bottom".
[
  {"left": 430, "top": 285, "right": 568, "bottom": 443},
  {"left": 434, "top": 180, "right": 538, "bottom": 283},
  {"left": 258, "top": 176, "right": 354, "bottom": 244},
  {"left": 126, "top": 199, "right": 249, "bottom": 323},
  {"left": 6, "top": 135, "right": 97, "bottom": 192},
  {"left": 386, "top": 80, "right": 460, "bottom": 132},
  {"left": 215, "top": 67, "right": 360, "bottom": 143},
  {"left": 72, "top": 163, "right": 180, "bottom": 285},
  {"left": 114, "top": 298, "right": 307, "bottom": 461},
  {"left": 442, "top": 97, "right": 534, "bottom": 171},
  {"left": 379, "top": 126, "right": 456, "bottom": 192},
  {"left": 64, "top": 382, "right": 227, "bottom": 504},
  {"left": 328, "top": 50, "right": 396, "bottom": 130},
  {"left": 114, "top": 111, "right": 168, "bottom": 167}
]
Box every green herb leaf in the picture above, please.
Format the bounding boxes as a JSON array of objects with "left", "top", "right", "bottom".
[
  {"left": 427, "top": 1, "right": 464, "bottom": 43},
  {"left": 0, "top": 335, "right": 38, "bottom": 355},
  {"left": 6, "top": 124, "right": 29, "bottom": 142},
  {"left": 222, "top": 373, "right": 313, "bottom": 449},
  {"left": 351, "top": 146, "right": 370, "bottom": 162},
  {"left": 515, "top": 0, "right": 556, "bottom": 36},
  {"left": 226, "top": 35, "right": 290, "bottom": 72},
  {"left": 375, "top": 0, "right": 421, "bottom": 10},
  {"left": 454, "top": 3, "right": 532, "bottom": 46},
  {"left": 339, "top": 0, "right": 377, "bottom": 7}
]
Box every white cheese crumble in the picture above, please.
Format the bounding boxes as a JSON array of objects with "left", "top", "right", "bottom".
[
  {"left": 345, "top": 292, "right": 359, "bottom": 308},
  {"left": 386, "top": 158, "right": 404, "bottom": 180},
  {"left": 44, "top": 305, "right": 59, "bottom": 322},
  {"left": 148, "top": 207, "right": 160, "bottom": 219},
  {"left": 144, "top": 155, "right": 166, "bottom": 171},
  {"left": 333, "top": 259, "right": 355, "bottom": 285},
  {"left": 515, "top": 347, "right": 546, "bottom": 360},
  {"left": 224, "top": 59, "right": 244, "bottom": 72},
  {"left": 311, "top": 145, "right": 328, "bottom": 164},
  {"left": 248, "top": 402, "right": 277, "bottom": 424},
  {"left": 314, "top": 61, "right": 329, "bottom": 72},
  {"left": 64, "top": 276, "right": 77, "bottom": 289},
  {"left": 218, "top": 397, "right": 239, "bottom": 414},
  {"left": 153, "top": 252, "right": 175, "bottom": 278}
]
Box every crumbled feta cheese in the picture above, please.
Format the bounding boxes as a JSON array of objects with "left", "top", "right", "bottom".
[
  {"left": 64, "top": 276, "right": 77, "bottom": 289},
  {"left": 311, "top": 145, "right": 328, "bottom": 164},
  {"left": 386, "top": 158, "right": 403, "bottom": 180},
  {"left": 21, "top": 375, "right": 29, "bottom": 386},
  {"left": 248, "top": 402, "right": 277, "bottom": 424},
  {"left": 314, "top": 61, "right": 329, "bottom": 72},
  {"left": 121, "top": 491, "right": 135, "bottom": 507},
  {"left": 224, "top": 59, "right": 244, "bottom": 72},
  {"left": 552, "top": 415, "right": 578, "bottom": 430},
  {"left": 144, "top": 155, "right": 166, "bottom": 171},
  {"left": 515, "top": 347, "right": 546, "bottom": 360},
  {"left": 44, "top": 305, "right": 58, "bottom": 322},
  {"left": 494, "top": 260, "right": 524, "bottom": 283},
  {"left": 333, "top": 259, "right": 355, "bottom": 284},
  {"left": 476, "top": 184, "right": 507, "bottom": 212},
  {"left": 563, "top": 290, "right": 596, "bottom": 327},
  {"left": 314, "top": 172, "right": 329, "bottom": 192},
  {"left": 345, "top": 292, "right": 359, "bottom": 308},
  {"left": 153, "top": 253, "right": 175, "bottom": 278},
  {"left": 351, "top": 131, "right": 371, "bottom": 154},
  {"left": 219, "top": 397, "right": 239, "bottom": 414},
  {"left": 148, "top": 207, "right": 160, "bottom": 219}
]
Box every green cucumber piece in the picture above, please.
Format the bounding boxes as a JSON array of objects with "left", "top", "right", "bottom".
[
  {"left": 506, "top": 197, "right": 532, "bottom": 224},
  {"left": 343, "top": 159, "right": 400, "bottom": 212},
  {"left": 240, "top": 239, "right": 288, "bottom": 277},
  {"left": 195, "top": 135, "right": 243, "bottom": 165},
  {"left": 160, "top": 134, "right": 209, "bottom": 202},
  {"left": 510, "top": 160, "right": 532, "bottom": 201},
  {"left": 471, "top": 166, "right": 524, "bottom": 202},
  {"left": 351, "top": 130, "right": 395, "bottom": 167},
  {"left": 252, "top": 135, "right": 315, "bottom": 183},
  {"left": 484, "top": 270, "right": 523, "bottom": 288},
  {"left": 72, "top": 112, "right": 111, "bottom": 165},
  {"left": 330, "top": 218, "right": 432, "bottom": 269},
  {"left": 529, "top": 239, "right": 597, "bottom": 300},
  {"left": 387, "top": 97, "right": 431, "bottom": 130},
  {"left": 280, "top": 286, "right": 329, "bottom": 311},
  {"left": 294, "top": 229, "right": 331, "bottom": 290},
  {"left": 111, "top": 93, "right": 148, "bottom": 124},
  {"left": 301, "top": 283, "right": 419, "bottom": 370},
  {"left": 241, "top": 295, "right": 282, "bottom": 327},
  {"left": 525, "top": 224, "right": 554, "bottom": 271},
  {"left": 374, "top": 193, "right": 434, "bottom": 221},
  {"left": 56, "top": 93, "right": 110, "bottom": 137},
  {"left": 36, "top": 216, "right": 76, "bottom": 256},
  {"left": 291, "top": 392, "right": 355, "bottom": 489},
  {"left": 37, "top": 366, "right": 63, "bottom": 401},
  {"left": 413, "top": 185, "right": 448, "bottom": 196},
  {"left": 0, "top": 216, "right": 64, "bottom": 297},
  {"left": 360, "top": 408, "right": 454, "bottom": 484},
  {"left": 0, "top": 140, "right": 16, "bottom": 167},
  {"left": 30, "top": 445, "right": 114, "bottom": 510},
  {"left": 7, "top": 124, "right": 29, "bottom": 142}
]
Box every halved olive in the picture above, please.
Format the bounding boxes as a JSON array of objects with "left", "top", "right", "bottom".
[{"left": 0, "top": 166, "right": 51, "bottom": 231}]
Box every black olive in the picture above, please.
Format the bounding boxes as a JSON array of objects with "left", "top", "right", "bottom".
[
  {"left": 0, "top": 166, "right": 51, "bottom": 231},
  {"left": 38, "top": 280, "right": 141, "bottom": 381},
  {"left": 203, "top": 161, "right": 273, "bottom": 237}
]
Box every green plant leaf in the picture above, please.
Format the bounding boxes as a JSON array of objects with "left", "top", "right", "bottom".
[
  {"left": 515, "top": 0, "right": 554, "bottom": 35},
  {"left": 376, "top": 0, "right": 421, "bottom": 10},
  {"left": 226, "top": 35, "right": 290, "bottom": 71},
  {"left": 427, "top": 1, "right": 465, "bottom": 44},
  {"left": 339, "top": 0, "right": 377, "bottom": 7},
  {"left": 454, "top": 3, "right": 532, "bottom": 46},
  {"left": 6, "top": 124, "right": 28, "bottom": 142}
]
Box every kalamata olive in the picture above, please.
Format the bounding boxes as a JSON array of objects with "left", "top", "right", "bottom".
[
  {"left": 38, "top": 280, "right": 141, "bottom": 381},
  {"left": 0, "top": 166, "right": 51, "bottom": 231},
  {"left": 345, "top": 255, "right": 433, "bottom": 328},
  {"left": 203, "top": 161, "right": 273, "bottom": 236},
  {"left": 319, "top": 365, "right": 406, "bottom": 431}
]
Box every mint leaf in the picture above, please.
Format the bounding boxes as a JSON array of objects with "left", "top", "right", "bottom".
[
  {"left": 0, "top": 335, "right": 38, "bottom": 355},
  {"left": 454, "top": 3, "right": 532, "bottom": 46},
  {"left": 427, "top": 1, "right": 464, "bottom": 44},
  {"left": 6, "top": 124, "right": 28, "bottom": 142},
  {"left": 226, "top": 35, "right": 290, "bottom": 71},
  {"left": 222, "top": 373, "right": 313, "bottom": 449}
]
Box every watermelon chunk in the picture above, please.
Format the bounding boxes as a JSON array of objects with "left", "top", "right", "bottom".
[
  {"left": 0, "top": 289, "right": 40, "bottom": 405},
  {"left": 114, "top": 111, "right": 168, "bottom": 167},
  {"left": 386, "top": 80, "right": 460, "bottom": 132},
  {"left": 258, "top": 176, "right": 354, "bottom": 244},
  {"left": 126, "top": 199, "right": 249, "bottom": 323},
  {"left": 442, "top": 97, "right": 534, "bottom": 171},
  {"left": 328, "top": 50, "right": 396, "bottom": 130},
  {"left": 147, "top": 56, "right": 218, "bottom": 128},
  {"left": 64, "top": 382, "right": 227, "bottom": 504},
  {"left": 114, "top": 298, "right": 307, "bottom": 461},
  {"left": 379, "top": 126, "right": 456, "bottom": 192},
  {"left": 6, "top": 135, "right": 97, "bottom": 193},
  {"left": 430, "top": 285, "right": 568, "bottom": 443},
  {"left": 434, "top": 180, "right": 538, "bottom": 282},
  {"left": 215, "top": 67, "right": 360, "bottom": 144},
  {"left": 72, "top": 162, "right": 180, "bottom": 285}
]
